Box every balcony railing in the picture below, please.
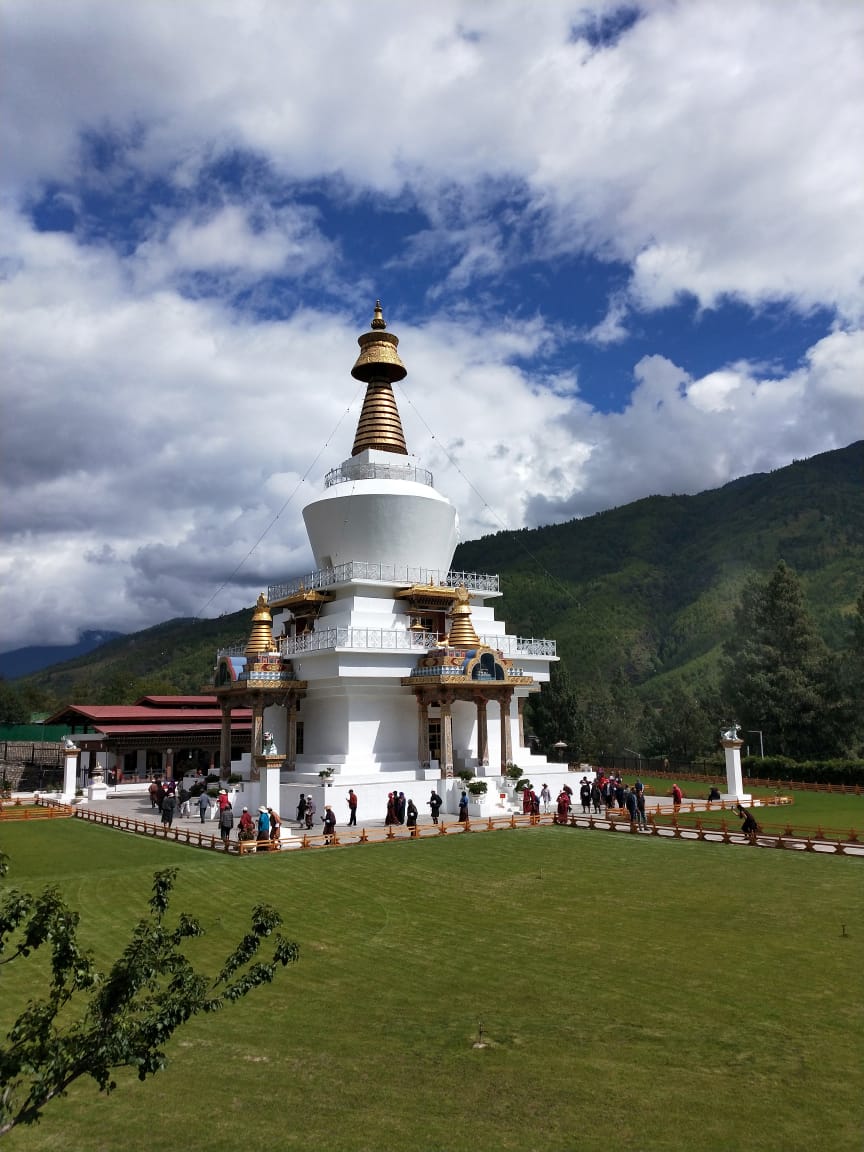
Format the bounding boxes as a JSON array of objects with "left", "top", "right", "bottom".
[
  {"left": 268, "top": 563, "right": 500, "bottom": 602},
  {"left": 217, "top": 628, "right": 556, "bottom": 661},
  {"left": 280, "top": 628, "right": 439, "bottom": 654},
  {"left": 324, "top": 461, "right": 434, "bottom": 488}
]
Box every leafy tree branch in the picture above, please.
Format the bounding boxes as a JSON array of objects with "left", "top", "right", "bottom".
[{"left": 0, "top": 864, "right": 298, "bottom": 1138}]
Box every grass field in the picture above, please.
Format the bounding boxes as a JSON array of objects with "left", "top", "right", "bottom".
[{"left": 1, "top": 813, "right": 863, "bottom": 1152}]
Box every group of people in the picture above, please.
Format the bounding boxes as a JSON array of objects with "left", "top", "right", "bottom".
[
  {"left": 384, "top": 791, "right": 421, "bottom": 827},
  {"left": 228, "top": 803, "right": 282, "bottom": 848}
]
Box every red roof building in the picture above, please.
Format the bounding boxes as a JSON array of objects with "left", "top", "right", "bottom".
[{"left": 45, "top": 695, "right": 251, "bottom": 780}]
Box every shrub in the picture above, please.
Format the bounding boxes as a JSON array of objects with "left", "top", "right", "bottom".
[
  {"left": 456, "top": 770, "right": 474, "bottom": 783},
  {"left": 515, "top": 778, "right": 531, "bottom": 793},
  {"left": 467, "top": 780, "right": 488, "bottom": 796},
  {"left": 742, "top": 756, "right": 864, "bottom": 786},
  {"left": 505, "top": 763, "right": 522, "bottom": 781}
]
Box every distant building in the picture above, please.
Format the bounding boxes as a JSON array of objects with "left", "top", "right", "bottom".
[{"left": 44, "top": 695, "right": 251, "bottom": 781}]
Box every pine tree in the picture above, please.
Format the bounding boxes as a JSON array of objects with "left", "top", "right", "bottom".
[{"left": 720, "top": 561, "right": 834, "bottom": 758}]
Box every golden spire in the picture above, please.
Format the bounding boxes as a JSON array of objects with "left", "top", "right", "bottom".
[
  {"left": 351, "top": 300, "right": 408, "bottom": 456},
  {"left": 446, "top": 586, "right": 480, "bottom": 648},
  {"left": 245, "top": 593, "right": 273, "bottom": 659}
]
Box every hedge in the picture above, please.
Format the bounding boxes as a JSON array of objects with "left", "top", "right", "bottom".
[{"left": 742, "top": 756, "right": 864, "bottom": 786}]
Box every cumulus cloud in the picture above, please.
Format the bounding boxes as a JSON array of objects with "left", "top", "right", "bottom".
[{"left": 3, "top": 1, "right": 863, "bottom": 315}]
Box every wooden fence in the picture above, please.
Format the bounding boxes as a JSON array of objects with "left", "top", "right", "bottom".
[{"left": 32, "top": 797, "right": 863, "bottom": 859}]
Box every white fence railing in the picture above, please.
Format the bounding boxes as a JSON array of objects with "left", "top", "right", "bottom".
[
  {"left": 324, "top": 462, "right": 434, "bottom": 488},
  {"left": 217, "top": 629, "right": 555, "bottom": 660},
  {"left": 268, "top": 563, "right": 500, "bottom": 602}
]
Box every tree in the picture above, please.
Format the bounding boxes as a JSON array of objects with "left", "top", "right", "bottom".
[
  {"left": 720, "top": 562, "right": 836, "bottom": 759},
  {"left": 642, "top": 682, "right": 720, "bottom": 760},
  {"left": 0, "top": 859, "right": 298, "bottom": 1137}
]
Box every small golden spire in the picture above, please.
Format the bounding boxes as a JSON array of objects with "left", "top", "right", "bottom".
[
  {"left": 350, "top": 300, "right": 408, "bottom": 456},
  {"left": 245, "top": 593, "right": 273, "bottom": 659},
  {"left": 446, "top": 586, "right": 480, "bottom": 648}
]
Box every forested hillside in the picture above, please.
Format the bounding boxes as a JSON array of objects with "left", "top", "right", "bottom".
[{"left": 453, "top": 440, "right": 864, "bottom": 688}]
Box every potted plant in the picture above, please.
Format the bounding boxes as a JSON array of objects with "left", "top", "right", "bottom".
[
  {"left": 505, "top": 763, "right": 522, "bottom": 782},
  {"left": 318, "top": 768, "right": 334, "bottom": 782},
  {"left": 456, "top": 770, "right": 474, "bottom": 784},
  {"left": 467, "top": 780, "right": 488, "bottom": 796}
]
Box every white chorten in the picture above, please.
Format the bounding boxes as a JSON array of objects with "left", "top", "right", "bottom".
[{"left": 215, "top": 303, "right": 560, "bottom": 819}]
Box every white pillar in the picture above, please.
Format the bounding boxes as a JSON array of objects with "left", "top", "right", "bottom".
[
  {"left": 61, "top": 747, "right": 80, "bottom": 803},
  {"left": 720, "top": 738, "right": 751, "bottom": 803},
  {"left": 262, "top": 766, "right": 282, "bottom": 815}
]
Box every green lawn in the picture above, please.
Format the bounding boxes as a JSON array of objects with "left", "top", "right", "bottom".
[{"left": 1, "top": 818, "right": 863, "bottom": 1152}]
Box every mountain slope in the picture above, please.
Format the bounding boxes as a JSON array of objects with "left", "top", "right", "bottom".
[{"left": 453, "top": 440, "right": 864, "bottom": 689}]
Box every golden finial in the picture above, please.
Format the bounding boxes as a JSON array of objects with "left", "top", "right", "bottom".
[
  {"left": 351, "top": 300, "right": 408, "bottom": 456},
  {"left": 245, "top": 593, "right": 274, "bottom": 658},
  {"left": 446, "top": 586, "right": 480, "bottom": 648}
]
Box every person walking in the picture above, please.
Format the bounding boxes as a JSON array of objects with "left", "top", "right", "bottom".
[
  {"left": 406, "top": 798, "right": 418, "bottom": 828},
  {"left": 458, "top": 790, "right": 469, "bottom": 822},
  {"left": 540, "top": 783, "right": 552, "bottom": 813},
  {"left": 671, "top": 782, "right": 683, "bottom": 813},
  {"left": 178, "top": 785, "right": 191, "bottom": 818},
  {"left": 238, "top": 807, "right": 255, "bottom": 841},
  {"left": 304, "top": 794, "right": 316, "bottom": 830},
  {"left": 428, "top": 790, "right": 443, "bottom": 825},
  {"left": 268, "top": 807, "right": 281, "bottom": 845},
  {"left": 148, "top": 780, "right": 159, "bottom": 810},
  {"left": 347, "top": 789, "right": 358, "bottom": 826},
  {"left": 218, "top": 802, "right": 234, "bottom": 843},
  {"left": 160, "top": 790, "right": 176, "bottom": 829},
  {"left": 554, "top": 788, "right": 571, "bottom": 824},
  {"left": 296, "top": 793, "right": 307, "bottom": 827},
  {"left": 635, "top": 785, "right": 648, "bottom": 829},
  {"left": 322, "top": 804, "right": 336, "bottom": 844},
  {"left": 256, "top": 805, "right": 270, "bottom": 850},
  {"left": 197, "top": 789, "right": 210, "bottom": 823},
  {"left": 591, "top": 780, "right": 602, "bottom": 815}
]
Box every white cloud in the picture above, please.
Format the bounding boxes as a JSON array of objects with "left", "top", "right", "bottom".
[{"left": 3, "top": 1, "right": 863, "bottom": 315}]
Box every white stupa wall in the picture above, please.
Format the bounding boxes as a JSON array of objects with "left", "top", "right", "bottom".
[{"left": 303, "top": 480, "right": 458, "bottom": 574}]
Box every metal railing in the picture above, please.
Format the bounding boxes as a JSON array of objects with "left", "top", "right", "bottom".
[
  {"left": 268, "top": 563, "right": 500, "bottom": 602},
  {"left": 219, "top": 628, "right": 556, "bottom": 660},
  {"left": 280, "top": 627, "right": 438, "bottom": 655},
  {"left": 324, "top": 461, "right": 434, "bottom": 488}
]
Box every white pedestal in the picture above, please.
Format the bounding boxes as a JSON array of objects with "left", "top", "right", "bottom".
[
  {"left": 721, "top": 739, "right": 751, "bottom": 804},
  {"left": 87, "top": 777, "right": 108, "bottom": 804},
  {"left": 61, "top": 749, "right": 80, "bottom": 803},
  {"left": 262, "top": 766, "right": 282, "bottom": 813}
]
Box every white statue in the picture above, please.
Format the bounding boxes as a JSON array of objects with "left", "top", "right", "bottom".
[
  {"left": 262, "top": 731, "right": 277, "bottom": 755},
  {"left": 721, "top": 722, "right": 740, "bottom": 742}
]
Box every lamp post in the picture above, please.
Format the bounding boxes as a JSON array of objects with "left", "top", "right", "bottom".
[{"left": 747, "top": 730, "right": 764, "bottom": 758}]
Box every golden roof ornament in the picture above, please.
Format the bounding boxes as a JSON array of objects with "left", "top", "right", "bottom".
[
  {"left": 446, "top": 586, "right": 481, "bottom": 648},
  {"left": 245, "top": 592, "right": 274, "bottom": 658},
  {"left": 351, "top": 300, "right": 408, "bottom": 456}
]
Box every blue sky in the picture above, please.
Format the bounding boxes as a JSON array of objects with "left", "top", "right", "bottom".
[{"left": 1, "top": 0, "right": 862, "bottom": 652}]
